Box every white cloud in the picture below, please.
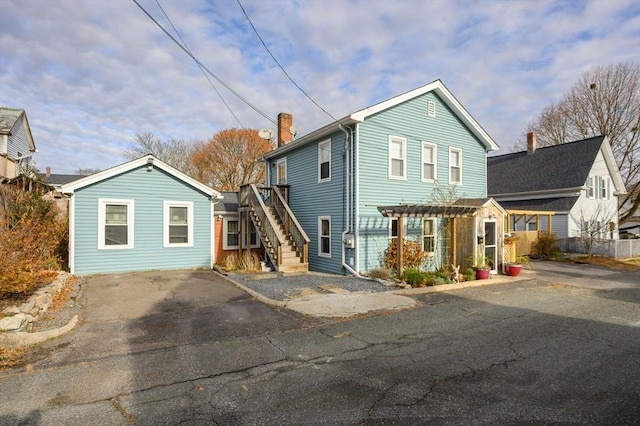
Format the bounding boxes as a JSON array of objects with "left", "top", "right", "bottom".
[{"left": 0, "top": 0, "right": 638, "bottom": 173}]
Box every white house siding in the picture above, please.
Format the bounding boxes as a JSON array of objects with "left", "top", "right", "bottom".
[
  {"left": 356, "top": 91, "right": 488, "bottom": 272},
  {"left": 568, "top": 150, "right": 619, "bottom": 239},
  {"left": 71, "top": 166, "right": 212, "bottom": 275}
]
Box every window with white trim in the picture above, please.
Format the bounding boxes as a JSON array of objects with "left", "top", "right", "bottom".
[
  {"left": 427, "top": 100, "right": 436, "bottom": 117},
  {"left": 223, "top": 218, "right": 240, "bottom": 250},
  {"left": 422, "top": 142, "right": 437, "bottom": 182},
  {"left": 223, "top": 216, "right": 259, "bottom": 250},
  {"left": 276, "top": 158, "right": 287, "bottom": 185},
  {"left": 319, "top": 216, "right": 331, "bottom": 257},
  {"left": 422, "top": 219, "right": 436, "bottom": 254},
  {"left": 388, "top": 218, "right": 408, "bottom": 240},
  {"left": 600, "top": 176, "right": 610, "bottom": 200},
  {"left": 318, "top": 139, "right": 331, "bottom": 182},
  {"left": 586, "top": 176, "right": 594, "bottom": 198},
  {"left": 449, "top": 148, "right": 462, "bottom": 185},
  {"left": 389, "top": 136, "right": 406, "bottom": 180},
  {"left": 98, "top": 199, "right": 134, "bottom": 250},
  {"left": 163, "top": 201, "right": 193, "bottom": 247},
  {"left": 244, "top": 218, "right": 259, "bottom": 248}
]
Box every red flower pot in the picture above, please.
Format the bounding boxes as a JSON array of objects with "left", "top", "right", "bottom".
[
  {"left": 505, "top": 264, "right": 522, "bottom": 277},
  {"left": 475, "top": 268, "right": 490, "bottom": 280}
]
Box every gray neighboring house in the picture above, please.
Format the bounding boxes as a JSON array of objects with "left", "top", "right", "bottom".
[
  {"left": 39, "top": 170, "right": 84, "bottom": 215},
  {"left": 0, "top": 107, "right": 36, "bottom": 178},
  {"left": 488, "top": 133, "right": 626, "bottom": 240}
]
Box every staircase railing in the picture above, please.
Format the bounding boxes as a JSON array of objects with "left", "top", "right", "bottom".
[
  {"left": 245, "top": 184, "right": 285, "bottom": 267},
  {"left": 271, "top": 186, "right": 309, "bottom": 264}
]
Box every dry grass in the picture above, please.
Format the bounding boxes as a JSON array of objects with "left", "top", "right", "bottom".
[
  {"left": 0, "top": 346, "right": 30, "bottom": 370},
  {"left": 220, "top": 252, "right": 263, "bottom": 272},
  {"left": 567, "top": 255, "right": 640, "bottom": 271}
]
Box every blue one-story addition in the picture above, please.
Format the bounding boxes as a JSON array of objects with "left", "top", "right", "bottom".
[{"left": 61, "top": 155, "right": 222, "bottom": 275}]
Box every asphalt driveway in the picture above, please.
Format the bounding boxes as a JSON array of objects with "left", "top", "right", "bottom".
[
  {"left": 18, "top": 269, "right": 315, "bottom": 369},
  {"left": 1, "top": 265, "right": 638, "bottom": 424}
]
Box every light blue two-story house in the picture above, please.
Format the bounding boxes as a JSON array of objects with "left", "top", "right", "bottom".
[{"left": 240, "top": 80, "right": 504, "bottom": 276}]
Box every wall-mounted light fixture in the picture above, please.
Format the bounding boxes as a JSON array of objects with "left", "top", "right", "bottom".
[{"left": 146, "top": 157, "right": 154, "bottom": 171}]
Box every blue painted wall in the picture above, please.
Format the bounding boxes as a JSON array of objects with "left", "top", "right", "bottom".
[
  {"left": 72, "top": 166, "right": 212, "bottom": 275},
  {"left": 268, "top": 91, "right": 489, "bottom": 274},
  {"left": 269, "top": 132, "right": 347, "bottom": 274},
  {"left": 356, "top": 92, "right": 488, "bottom": 271}
]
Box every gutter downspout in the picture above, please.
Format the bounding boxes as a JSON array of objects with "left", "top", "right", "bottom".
[
  {"left": 338, "top": 124, "right": 363, "bottom": 278},
  {"left": 211, "top": 195, "right": 223, "bottom": 269}
]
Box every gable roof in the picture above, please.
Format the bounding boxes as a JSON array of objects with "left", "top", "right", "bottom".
[
  {"left": 497, "top": 197, "right": 579, "bottom": 213},
  {"left": 61, "top": 154, "right": 222, "bottom": 199},
  {"left": 0, "top": 107, "right": 36, "bottom": 151},
  {"left": 488, "top": 135, "right": 625, "bottom": 196},
  {"left": 263, "top": 79, "right": 499, "bottom": 159},
  {"left": 39, "top": 173, "right": 84, "bottom": 187},
  {"left": 217, "top": 191, "right": 239, "bottom": 213}
]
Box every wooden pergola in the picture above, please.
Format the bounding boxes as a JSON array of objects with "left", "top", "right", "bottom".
[
  {"left": 505, "top": 209, "right": 555, "bottom": 233},
  {"left": 377, "top": 204, "right": 480, "bottom": 277}
]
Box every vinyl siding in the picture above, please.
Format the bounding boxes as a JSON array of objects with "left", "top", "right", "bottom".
[
  {"left": 7, "top": 117, "right": 31, "bottom": 161},
  {"left": 72, "top": 166, "right": 212, "bottom": 275},
  {"left": 269, "top": 132, "right": 346, "bottom": 274},
  {"left": 356, "top": 91, "right": 488, "bottom": 271}
]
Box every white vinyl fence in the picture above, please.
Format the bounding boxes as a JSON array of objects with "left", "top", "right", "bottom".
[{"left": 558, "top": 238, "right": 640, "bottom": 259}]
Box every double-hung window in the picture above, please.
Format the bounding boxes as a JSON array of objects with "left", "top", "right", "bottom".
[
  {"left": 318, "top": 139, "right": 331, "bottom": 182},
  {"left": 276, "top": 158, "right": 287, "bottom": 185},
  {"left": 319, "top": 216, "right": 331, "bottom": 257},
  {"left": 422, "top": 219, "right": 436, "bottom": 254},
  {"left": 600, "top": 176, "right": 610, "bottom": 199},
  {"left": 389, "top": 136, "right": 406, "bottom": 180},
  {"left": 223, "top": 218, "right": 240, "bottom": 250},
  {"left": 449, "top": 148, "right": 462, "bottom": 185},
  {"left": 163, "top": 201, "right": 193, "bottom": 247},
  {"left": 98, "top": 199, "right": 134, "bottom": 250},
  {"left": 586, "top": 177, "right": 595, "bottom": 198},
  {"left": 422, "top": 142, "right": 437, "bottom": 182}
]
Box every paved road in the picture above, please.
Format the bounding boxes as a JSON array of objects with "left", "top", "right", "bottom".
[{"left": 1, "top": 266, "right": 638, "bottom": 425}]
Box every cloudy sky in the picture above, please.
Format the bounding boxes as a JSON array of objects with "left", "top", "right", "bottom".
[{"left": 1, "top": 0, "right": 639, "bottom": 174}]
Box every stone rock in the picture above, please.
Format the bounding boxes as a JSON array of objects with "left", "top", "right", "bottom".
[
  {"left": 2, "top": 306, "right": 21, "bottom": 316},
  {"left": 19, "top": 301, "right": 36, "bottom": 314},
  {"left": 0, "top": 313, "right": 29, "bottom": 332}
]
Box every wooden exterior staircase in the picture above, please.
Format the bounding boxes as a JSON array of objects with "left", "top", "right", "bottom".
[{"left": 239, "top": 184, "right": 309, "bottom": 273}]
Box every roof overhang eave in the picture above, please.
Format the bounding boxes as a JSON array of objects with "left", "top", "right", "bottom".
[{"left": 262, "top": 116, "right": 360, "bottom": 161}]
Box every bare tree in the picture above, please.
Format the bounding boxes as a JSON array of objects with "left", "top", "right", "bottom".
[
  {"left": 74, "top": 168, "right": 101, "bottom": 176},
  {"left": 189, "top": 128, "right": 274, "bottom": 191},
  {"left": 517, "top": 62, "right": 640, "bottom": 224},
  {"left": 570, "top": 204, "right": 617, "bottom": 259},
  {"left": 122, "top": 132, "right": 198, "bottom": 176}
]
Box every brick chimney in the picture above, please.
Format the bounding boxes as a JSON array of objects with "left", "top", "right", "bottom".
[
  {"left": 277, "top": 112, "right": 293, "bottom": 148},
  {"left": 527, "top": 132, "right": 537, "bottom": 154}
]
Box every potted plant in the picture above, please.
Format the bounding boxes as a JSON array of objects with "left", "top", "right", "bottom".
[
  {"left": 472, "top": 255, "right": 491, "bottom": 280},
  {"left": 504, "top": 255, "right": 532, "bottom": 277}
]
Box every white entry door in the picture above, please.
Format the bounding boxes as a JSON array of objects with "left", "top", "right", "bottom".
[{"left": 483, "top": 220, "right": 497, "bottom": 273}]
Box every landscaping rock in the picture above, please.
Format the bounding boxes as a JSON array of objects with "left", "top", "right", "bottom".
[
  {"left": 19, "top": 301, "right": 36, "bottom": 314},
  {"left": 0, "top": 313, "right": 30, "bottom": 332},
  {"left": 2, "top": 306, "right": 21, "bottom": 316}
]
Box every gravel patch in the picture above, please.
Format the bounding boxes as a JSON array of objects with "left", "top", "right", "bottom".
[{"left": 226, "top": 271, "right": 393, "bottom": 301}]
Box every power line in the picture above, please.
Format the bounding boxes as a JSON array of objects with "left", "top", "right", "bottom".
[
  {"left": 154, "top": 0, "right": 243, "bottom": 127},
  {"left": 236, "top": 0, "right": 339, "bottom": 123},
  {"left": 131, "top": 0, "right": 277, "bottom": 126}
]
